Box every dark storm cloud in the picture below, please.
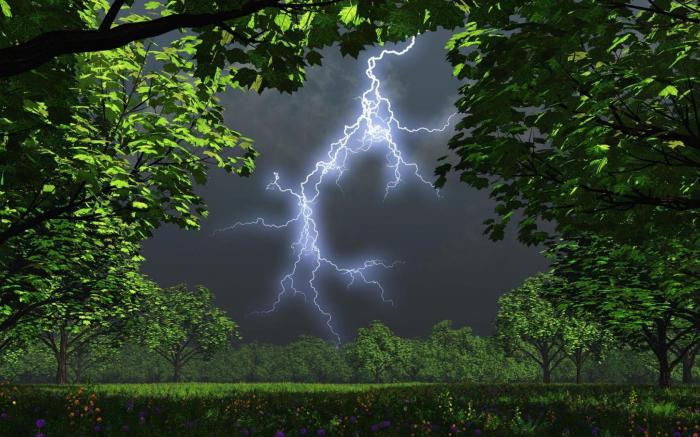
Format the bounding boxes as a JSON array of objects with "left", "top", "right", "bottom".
[{"left": 141, "top": 30, "right": 549, "bottom": 344}]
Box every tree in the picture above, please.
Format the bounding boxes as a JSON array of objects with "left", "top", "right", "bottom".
[
  {"left": 496, "top": 274, "right": 569, "bottom": 383},
  {"left": 139, "top": 284, "right": 239, "bottom": 382},
  {"left": 347, "top": 320, "right": 403, "bottom": 383},
  {"left": 547, "top": 234, "right": 700, "bottom": 387},
  {"left": 561, "top": 316, "right": 613, "bottom": 384},
  {"left": 0, "top": 0, "right": 467, "bottom": 78},
  {"left": 26, "top": 222, "right": 151, "bottom": 384},
  {"left": 436, "top": 0, "right": 700, "bottom": 244},
  {"left": 420, "top": 320, "right": 497, "bottom": 383}
]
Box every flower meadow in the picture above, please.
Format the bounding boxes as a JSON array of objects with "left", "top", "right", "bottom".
[{"left": 0, "top": 383, "right": 699, "bottom": 435}]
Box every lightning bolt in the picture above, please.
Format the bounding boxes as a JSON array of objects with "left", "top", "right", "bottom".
[{"left": 221, "top": 36, "right": 456, "bottom": 344}]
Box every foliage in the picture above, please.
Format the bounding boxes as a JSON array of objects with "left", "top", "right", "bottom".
[
  {"left": 547, "top": 234, "right": 700, "bottom": 387},
  {"left": 437, "top": 0, "right": 700, "bottom": 244},
  {"left": 0, "top": 0, "right": 467, "bottom": 79},
  {"left": 138, "top": 284, "right": 239, "bottom": 382},
  {"left": 346, "top": 321, "right": 406, "bottom": 383},
  {"left": 419, "top": 320, "right": 535, "bottom": 383},
  {"left": 0, "top": 218, "right": 143, "bottom": 336},
  {"left": 496, "top": 273, "right": 570, "bottom": 383}
]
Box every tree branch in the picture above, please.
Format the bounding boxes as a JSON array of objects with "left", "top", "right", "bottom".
[
  {"left": 1, "top": 0, "right": 293, "bottom": 77},
  {"left": 99, "top": 0, "right": 128, "bottom": 31}
]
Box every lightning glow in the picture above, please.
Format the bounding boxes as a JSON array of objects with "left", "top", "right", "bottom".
[{"left": 221, "top": 36, "right": 456, "bottom": 344}]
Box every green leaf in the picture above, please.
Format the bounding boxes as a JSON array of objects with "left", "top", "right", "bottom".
[
  {"left": 339, "top": 5, "right": 358, "bottom": 25},
  {"left": 659, "top": 85, "right": 679, "bottom": 97},
  {"left": 132, "top": 201, "right": 149, "bottom": 210},
  {"left": 144, "top": 1, "right": 160, "bottom": 10},
  {"left": 274, "top": 13, "right": 292, "bottom": 32},
  {"left": 0, "top": 0, "right": 11, "bottom": 17},
  {"left": 567, "top": 51, "right": 588, "bottom": 62}
]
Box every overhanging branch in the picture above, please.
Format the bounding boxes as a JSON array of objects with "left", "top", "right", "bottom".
[{"left": 0, "top": 0, "right": 343, "bottom": 78}]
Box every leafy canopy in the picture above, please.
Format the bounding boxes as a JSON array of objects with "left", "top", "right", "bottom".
[{"left": 437, "top": 0, "right": 700, "bottom": 243}]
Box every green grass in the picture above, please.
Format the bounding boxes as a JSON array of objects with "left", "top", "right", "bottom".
[
  {"left": 3, "top": 383, "right": 700, "bottom": 436},
  {"left": 67, "top": 382, "right": 429, "bottom": 397}
]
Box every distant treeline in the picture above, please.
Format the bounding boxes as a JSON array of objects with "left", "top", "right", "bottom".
[{"left": 0, "top": 320, "right": 672, "bottom": 385}]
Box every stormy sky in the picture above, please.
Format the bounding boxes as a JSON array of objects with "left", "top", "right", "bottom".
[{"left": 141, "top": 30, "right": 549, "bottom": 344}]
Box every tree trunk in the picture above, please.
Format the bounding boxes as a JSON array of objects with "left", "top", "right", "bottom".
[
  {"left": 659, "top": 364, "right": 672, "bottom": 388},
  {"left": 172, "top": 352, "right": 182, "bottom": 382},
  {"left": 656, "top": 344, "right": 672, "bottom": 388},
  {"left": 682, "top": 350, "right": 695, "bottom": 384},
  {"left": 74, "top": 351, "right": 83, "bottom": 384},
  {"left": 575, "top": 362, "right": 582, "bottom": 384},
  {"left": 541, "top": 348, "right": 552, "bottom": 384},
  {"left": 56, "top": 327, "right": 68, "bottom": 385},
  {"left": 542, "top": 367, "right": 551, "bottom": 384}
]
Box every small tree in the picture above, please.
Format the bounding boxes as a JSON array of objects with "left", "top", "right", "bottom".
[
  {"left": 347, "top": 321, "right": 402, "bottom": 383},
  {"left": 496, "top": 273, "right": 568, "bottom": 383},
  {"left": 140, "top": 284, "right": 239, "bottom": 382},
  {"left": 562, "top": 316, "right": 613, "bottom": 384}
]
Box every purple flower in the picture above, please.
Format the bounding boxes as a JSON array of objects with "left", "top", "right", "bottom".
[
  {"left": 36, "top": 434, "right": 45, "bottom": 437},
  {"left": 94, "top": 424, "right": 102, "bottom": 433},
  {"left": 592, "top": 427, "right": 600, "bottom": 436},
  {"left": 475, "top": 430, "right": 482, "bottom": 436},
  {"left": 0, "top": 413, "right": 7, "bottom": 419},
  {"left": 274, "top": 432, "right": 285, "bottom": 437},
  {"left": 299, "top": 428, "right": 308, "bottom": 436},
  {"left": 240, "top": 428, "right": 250, "bottom": 436},
  {"left": 316, "top": 429, "right": 326, "bottom": 436},
  {"left": 672, "top": 432, "right": 682, "bottom": 437},
  {"left": 35, "top": 419, "right": 46, "bottom": 429},
  {"left": 139, "top": 416, "right": 146, "bottom": 425},
  {"left": 370, "top": 424, "right": 379, "bottom": 433},
  {"left": 349, "top": 416, "right": 358, "bottom": 424},
  {"left": 380, "top": 421, "right": 391, "bottom": 429},
  {"left": 122, "top": 425, "right": 130, "bottom": 433},
  {"left": 125, "top": 400, "right": 134, "bottom": 411},
  {"left": 450, "top": 424, "right": 459, "bottom": 433}
]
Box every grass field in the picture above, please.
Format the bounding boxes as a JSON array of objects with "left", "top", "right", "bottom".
[{"left": 2, "top": 382, "right": 700, "bottom": 436}]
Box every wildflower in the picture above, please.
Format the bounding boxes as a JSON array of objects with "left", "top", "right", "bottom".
[
  {"left": 316, "top": 429, "right": 326, "bottom": 436},
  {"left": 299, "top": 428, "right": 308, "bottom": 436},
  {"left": 0, "top": 412, "right": 7, "bottom": 419},
  {"left": 36, "top": 434, "right": 45, "bottom": 437},
  {"left": 274, "top": 432, "right": 285, "bottom": 437},
  {"left": 380, "top": 421, "right": 391, "bottom": 429},
  {"left": 349, "top": 415, "right": 358, "bottom": 424},
  {"left": 672, "top": 432, "right": 682, "bottom": 437},
  {"left": 450, "top": 424, "right": 459, "bottom": 433},
  {"left": 122, "top": 425, "right": 130, "bottom": 433},
  {"left": 371, "top": 424, "right": 379, "bottom": 433},
  {"left": 592, "top": 427, "right": 601, "bottom": 436},
  {"left": 35, "top": 419, "right": 46, "bottom": 429},
  {"left": 474, "top": 430, "right": 482, "bottom": 436},
  {"left": 94, "top": 425, "right": 102, "bottom": 433},
  {"left": 240, "top": 428, "right": 250, "bottom": 436}
]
